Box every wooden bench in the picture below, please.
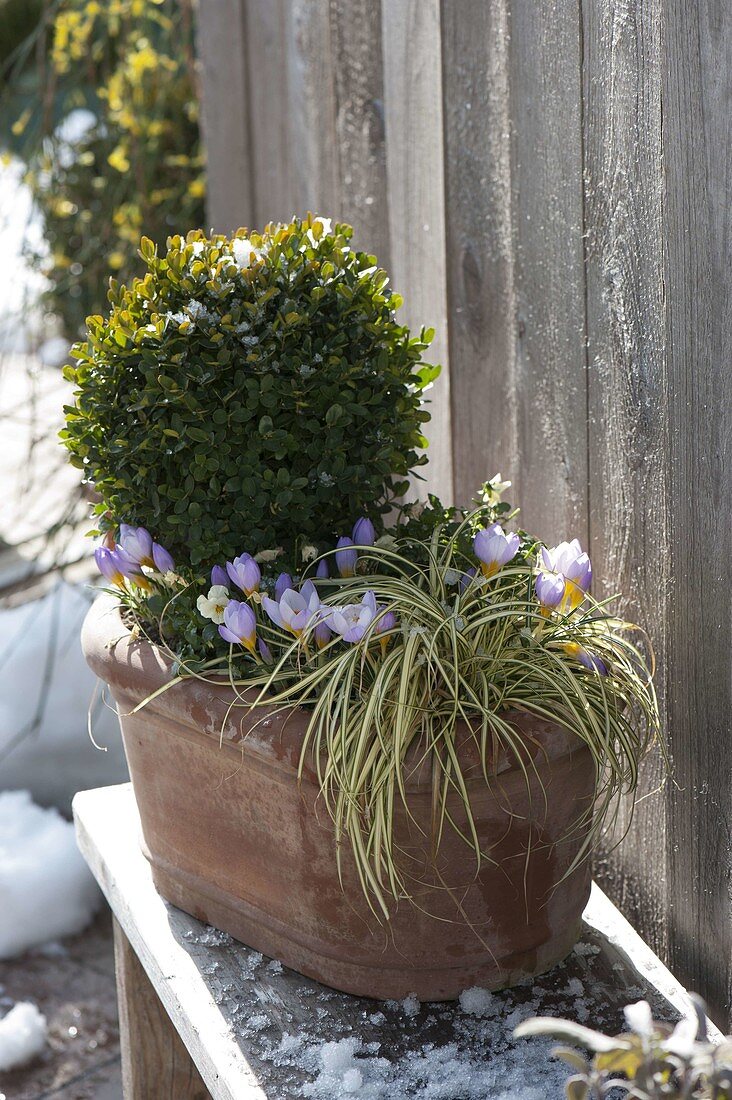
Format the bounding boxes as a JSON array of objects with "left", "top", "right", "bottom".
[{"left": 73, "top": 784, "right": 710, "bottom": 1099}]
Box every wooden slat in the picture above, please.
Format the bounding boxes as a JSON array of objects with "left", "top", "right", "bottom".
[
  {"left": 381, "top": 0, "right": 453, "bottom": 503},
  {"left": 662, "top": 0, "right": 732, "bottom": 1029},
  {"left": 439, "top": 0, "right": 517, "bottom": 508},
  {"left": 582, "top": 0, "right": 670, "bottom": 970},
  {"left": 327, "top": 0, "right": 391, "bottom": 267},
  {"left": 285, "top": 0, "right": 340, "bottom": 217},
  {"left": 114, "top": 918, "right": 211, "bottom": 1100},
  {"left": 243, "top": 0, "right": 298, "bottom": 226},
  {"left": 506, "top": 1, "right": 588, "bottom": 543},
  {"left": 196, "top": 0, "right": 253, "bottom": 232}
]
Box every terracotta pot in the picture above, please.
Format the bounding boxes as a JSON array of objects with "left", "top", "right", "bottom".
[{"left": 83, "top": 594, "right": 595, "bottom": 1001}]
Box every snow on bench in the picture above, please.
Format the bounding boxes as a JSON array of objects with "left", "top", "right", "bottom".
[{"left": 73, "top": 784, "right": 699, "bottom": 1100}]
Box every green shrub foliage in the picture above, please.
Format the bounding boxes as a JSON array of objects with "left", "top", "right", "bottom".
[{"left": 61, "top": 217, "right": 439, "bottom": 568}]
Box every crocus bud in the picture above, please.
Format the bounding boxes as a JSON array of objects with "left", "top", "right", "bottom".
[
  {"left": 314, "top": 618, "right": 332, "bottom": 650},
  {"left": 211, "top": 564, "right": 229, "bottom": 587},
  {"left": 152, "top": 542, "right": 175, "bottom": 573},
  {"left": 275, "top": 572, "right": 294, "bottom": 601},
  {"left": 335, "top": 537, "right": 358, "bottom": 578},
  {"left": 316, "top": 558, "right": 329, "bottom": 579},
  {"left": 352, "top": 517, "right": 375, "bottom": 547},
  {"left": 95, "top": 547, "right": 125, "bottom": 587},
  {"left": 535, "top": 571, "right": 566, "bottom": 609},
  {"left": 227, "top": 553, "right": 261, "bottom": 595}
]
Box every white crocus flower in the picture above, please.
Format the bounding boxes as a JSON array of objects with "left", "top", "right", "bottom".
[{"left": 197, "top": 585, "right": 230, "bottom": 625}]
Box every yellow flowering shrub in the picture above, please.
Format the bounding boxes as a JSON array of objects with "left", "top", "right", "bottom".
[{"left": 12, "top": 0, "right": 204, "bottom": 335}]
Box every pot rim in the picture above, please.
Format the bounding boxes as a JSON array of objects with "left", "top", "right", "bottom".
[{"left": 82, "top": 592, "right": 588, "bottom": 790}]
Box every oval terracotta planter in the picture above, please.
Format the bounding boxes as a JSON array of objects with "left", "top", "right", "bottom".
[{"left": 83, "top": 594, "right": 595, "bottom": 1001}]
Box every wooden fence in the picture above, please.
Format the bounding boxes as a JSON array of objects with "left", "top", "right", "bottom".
[{"left": 197, "top": 0, "right": 732, "bottom": 1027}]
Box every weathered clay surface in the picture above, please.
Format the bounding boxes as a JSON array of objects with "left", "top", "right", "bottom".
[{"left": 83, "top": 595, "right": 595, "bottom": 1000}]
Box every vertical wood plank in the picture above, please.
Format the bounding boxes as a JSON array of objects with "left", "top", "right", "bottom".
[
  {"left": 582, "top": 0, "right": 670, "bottom": 965},
  {"left": 244, "top": 0, "right": 298, "bottom": 225},
  {"left": 196, "top": 0, "right": 253, "bottom": 233},
  {"left": 440, "top": 0, "right": 517, "bottom": 508},
  {"left": 113, "top": 918, "right": 210, "bottom": 1099},
  {"left": 507, "top": 0, "right": 588, "bottom": 542},
  {"left": 662, "top": 0, "right": 732, "bottom": 1029},
  {"left": 381, "top": 0, "right": 453, "bottom": 502},
  {"left": 285, "top": 0, "right": 340, "bottom": 217},
  {"left": 285, "top": 0, "right": 390, "bottom": 266},
  {"left": 328, "top": 0, "right": 391, "bottom": 267}
]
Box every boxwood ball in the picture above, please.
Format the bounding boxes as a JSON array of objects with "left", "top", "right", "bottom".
[{"left": 61, "top": 217, "right": 439, "bottom": 568}]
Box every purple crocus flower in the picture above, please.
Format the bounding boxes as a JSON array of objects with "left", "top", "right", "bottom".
[
  {"left": 218, "top": 600, "right": 257, "bottom": 653},
  {"left": 352, "top": 517, "right": 375, "bottom": 547},
  {"left": 262, "top": 580, "right": 322, "bottom": 638},
  {"left": 473, "top": 523, "right": 521, "bottom": 578},
  {"left": 540, "top": 539, "right": 592, "bottom": 611},
  {"left": 152, "top": 542, "right": 175, "bottom": 574},
  {"left": 258, "top": 637, "right": 273, "bottom": 664},
  {"left": 315, "top": 558, "right": 329, "bottom": 580},
  {"left": 275, "top": 572, "right": 294, "bottom": 601},
  {"left": 95, "top": 545, "right": 143, "bottom": 587},
  {"left": 325, "top": 591, "right": 380, "bottom": 644},
  {"left": 335, "top": 537, "right": 358, "bottom": 578},
  {"left": 535, "top": 571, "right": 566, "bottom": 609},
  {"left": 563, "top": 642, "right": 608, "bottom": 675},
  {"left": 211, "top": 564, "right": 229, "bottom": 587},
  {"left": 118, "top": 524, "right": 154, "bottom": 567},
  {"left": 227, "top": 553, "right": 261, "bottom": 595}
]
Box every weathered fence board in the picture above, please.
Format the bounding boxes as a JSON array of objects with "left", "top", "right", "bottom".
[
  {"left": 581, "top": 0, "right": 670, "bottom": 964},
  {"left": 506, "top": 0, "right": 588, "bottom": 542},
  {"left": 439, "top": 0, "right": 517, "bottom": 507},
  {"left": 381, "top": 0, "right": 452, "bottom": 502},
  {"left": 662, "top": 0, "right": 732, "bottom": 1028},
  {"left": 197, "top": 0, "right": 732, "bottom": 1027}
]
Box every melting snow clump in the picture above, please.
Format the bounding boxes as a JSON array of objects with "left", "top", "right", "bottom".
[
  {"left": 0, "top": 790, "right": 100, "bottom": 958},
  {"left": 402, "top": 993, "right": 420, "bottom": 1017},
  {"left": 459, "top": 986, "right": 500, "bottom": 1018},
  {"left": 0, "top": 1002, "right": 48, "bottom": 1071}
]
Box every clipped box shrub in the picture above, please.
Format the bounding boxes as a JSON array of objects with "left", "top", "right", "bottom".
[{"left": 61, "top": 217, "right": 439, "bottom": 568}]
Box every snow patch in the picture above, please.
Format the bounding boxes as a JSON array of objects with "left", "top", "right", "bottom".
[
  {"left": 0, "top": 1002, "right": 48, "bottom": 1071},
  {"left": 458, "top": 986, "right": 500, "bottom": 1018},
  {"left": 0, "top": 790, "right": 100, "bottom": 958}
]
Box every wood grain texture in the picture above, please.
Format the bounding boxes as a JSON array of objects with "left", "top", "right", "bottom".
[
  {"left": 581, "top": 0, "right": 670, "bottom": 969},
  {"left": 381, "top": 0, "right": 453, "bottom": 502},
  {"left": 440, "top": 0, "right": 517, "bottom": 507},
  {"left": 328, "top": 0, "right": 391, "bottom": 267},
  {"left": 507, "top": 0, "right": 588, "bottom": 543},
  {"left": 113, "top": 918, "right": 210, "bottom": 1099},
  {"left": 243, "top": 0, "right": 298, "bottom": 225},
  {"left": 662, "top": 0, "right": 732, "bottom": 1028},
  {"left": 196, "top": 0, "right": 253, "bottom": 232}
]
